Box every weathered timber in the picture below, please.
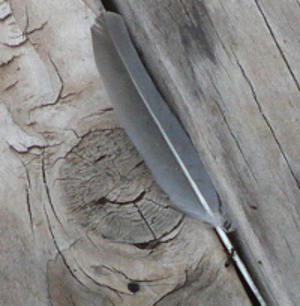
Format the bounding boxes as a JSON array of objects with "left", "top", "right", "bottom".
[
  {"left": 0, "top": 1, "right": 252, "bottom": 306},
  {"left": 108, "top": 0, "right": 300, "bottom": 305}
]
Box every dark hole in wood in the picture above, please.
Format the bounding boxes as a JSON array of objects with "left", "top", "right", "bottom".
[
  {"left": 101, "top": 0, "right": 119, "bottom": 13},
  {"left": 128, "top": 282, "right": 140, "bottom": 293},
  {"left": 225, "top": 257, "right": 233, "bottom": 268},
  {"left": 133, "top": 240, "right": 160, "bottom": 249},
  {"left": 95, "top": 197, "right": 107, "bottom": 205}
]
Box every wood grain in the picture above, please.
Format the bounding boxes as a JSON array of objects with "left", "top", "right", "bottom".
[
  {"left": 0, "top": 0, "right": 252, "bottom": 305},
  {"left": 109, "top": 0, "right": 300, "bottom": 305}
]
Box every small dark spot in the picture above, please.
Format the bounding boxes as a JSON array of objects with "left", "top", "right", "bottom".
[
  {"left": 258, "top": 260, "right": 262, "bottom": 265},
  {"left": 225, "top": 247, "right": 236, "bottom": 267},
  {"left": 101, "top": 0, "right": 119, "bottom": 12},
  {"left": 133, "top": 240, "right": 159, "bottom": 249},
  {"left": 94, "top": 155, "right": 107, "bottom": 163},
  {"left": 225, "top": 257, "right": 233, "bottom": 268},
  {"left": 133, "top": 242, "right": 151, "bottom": 249},
  {"left": 127, "top": 282, "right": 140, "bottom": 293},
  {"left": 250, "top": 204, "right": 258, "bottom": 210},
  {"left": 95, "top": 197, "right": 107, "bottom": 205}
]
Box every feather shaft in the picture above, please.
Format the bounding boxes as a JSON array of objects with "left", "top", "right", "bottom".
[
  {"left": 91, "top": 12, "right": 222, "bottom": 225},
  {"left": 91, "top": 12, "right": 266, "bottom": 305}
]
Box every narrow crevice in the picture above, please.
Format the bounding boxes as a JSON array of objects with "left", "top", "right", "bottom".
[
  {"left": 101, "top": 0, "right": 119, "bottom": 13},
  {"left": 254, "top": 0, "right": 300, "bottom": 91},
  {"left": 152, "top": 270, "right": 188, "bottom": 306},
  {"left": 22, "top": 4, "right": 47, "bottom": 37},
  {"left": 41, "top": 154, "right": 66, "bottom": 232},
  {"left": 74, "top": 259, "right": 124, "bottom": 299},
  {"left": 48, "top": 54, "right": 64, "bottom": 101},
  {"left": 84, "top": 231, "right": 100, "bottom": 252},
  {"left": 72, "top": 151, "right": 95, "bottom": 167},
  {"left": 100, "top": 266, "right": 132, "bottom": 282},
  {"left": 44, "top": 205, "right": 91, "bottom": 291},
  {"left": 95, "top": 190, "right": 146, "bottom": 206},
  {"left": 0, "top": 11, "right": 11, "bottom": 22},
  {"left": 204, "top": 78, "right": 260, "bottom": 204},
  {"left": 151, "top": 255, "right": 215, "bottom": 306},
  {"left": 132, "top": 221, "right": 183, "bottom": 250},
  {"left": 100, "top": 107, "right": 114, "bottom": 112},
  {"left": 126, "top": 160, "right": 144, "bottom": 176},
  {"left": 60, "top": 90, "right": 83, "bottom": 101},
  {"left": 80, "top": 107, "right": 115, "bottom": 122},
  {"left": 211, "top": 79, "right": 259, "bottom": 184},
  {"left": 133, "top": 201, "right": 157, "bottom": 241},
  {"left": 57, "top": 128, "right": 120, "bottom": 166},
  {"left": 25, "top": 185, "right": 34, "bottom": 234},
  {"left": 144, "top": 215, "right": 185, "bottom": 249},
  {"left": 132, "top": 240, "right": 160, "bottom": 250},
  {"left": 63, "top": 128, "right": 80, "bottom": 139},
  {"left": 0, "top": 54, "right": 20, "bottom": 67},
  {"left": 94, "top": 154, "right": 107, "bottom": 163},
  {"left": 237, "top": 59, "right": 300, "bottom": 190},
  {"left": 3, "top": 80, "right": 19, "bottom": 91},
  {"left": 25, "top": 21, "right": 48, "bottom": 36},
  {"left": 3, "top": 38, "right": 27, "bottom": 48},
  {"left": 30, "top": 55, "right": 63, "bottom": 112}
]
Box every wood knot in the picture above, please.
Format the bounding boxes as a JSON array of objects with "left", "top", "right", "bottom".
[{"left": 59, "top": 128, "right": 183, "bottom": 246}]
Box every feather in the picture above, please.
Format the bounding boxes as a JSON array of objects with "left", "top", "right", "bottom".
[
  {"left": 91, "top": 12, "right": 222, "bottom": 226},
  {"left": 91, "top": 12, "right": 266, "bottom": 305}
]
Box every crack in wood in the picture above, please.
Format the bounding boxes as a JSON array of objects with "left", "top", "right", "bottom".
[
  {"left": 95, "top": 191, "right": 146, "bottom": 206},
  {"left": 0, "top": 54, "right": 20, "bottom": 67},
  {"left": 0, "top": 0, "right": 11, "bottom": 22},
  {"left": 42, "top": 154, "right": 67, "bottom": 232},
  {"left": 210, "top": 78, "right": 259, "bottom": 186},
  {"left": 25, "top": 184, "right": 34, "bottom": 234},
  {"left": 74, "top": 258, "right": 125, "bottom": 299},
  {"left": 254, "top": 0, "right": 300, "bottom": 91},
  {"left": 236, "top": 58, "right": 300, "bottom": 190},
  {"left": 59, "top": 128, "right": 183, "bottom": 245},
  {"left": 3, "top": 80, "right": 19, "bottom": 91},
  {"left": 150, "top": 255, "right": 216, "bottom": 306},
  {"left": 133, "top": 202, "right": 157, "bottom": 241},
  {"left": 44, "top": 206, "right": 91, "bottom": 292},
  {"left": 25, "top": 21, "right": 48, "bottom": 36}
]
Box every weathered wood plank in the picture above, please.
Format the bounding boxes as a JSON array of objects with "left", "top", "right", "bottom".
[
  {"left": 109, "top": 0, "right": 300, "bottom": 305},
  {"left": 0, "top": 0, "right": 252, "bottom": 305}
]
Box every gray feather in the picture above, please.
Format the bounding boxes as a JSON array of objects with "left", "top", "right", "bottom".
[
  {"left": 91, "top": 12, "right": 267, "bottom": 304},
  {"left": 91, "top": 12, "right": 223, "bottom": 226}
]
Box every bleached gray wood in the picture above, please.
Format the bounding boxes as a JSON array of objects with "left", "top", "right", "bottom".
[
  {"left": 0, "top": 0, "right": 251, "bottom": 305},
  {"left": 109, "top": 0, "right": 300, "bottom": 305}
]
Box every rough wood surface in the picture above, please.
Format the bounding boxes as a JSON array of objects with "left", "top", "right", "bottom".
[
  {"left": 109, "top": 0, "right": 300, "bottom": 305},
  {"left": 0, "top": 0, "right": 252, "bottom": 305}
]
